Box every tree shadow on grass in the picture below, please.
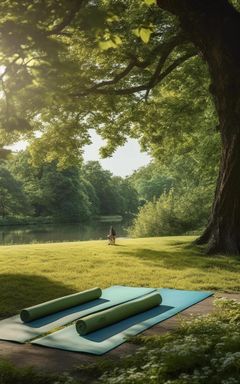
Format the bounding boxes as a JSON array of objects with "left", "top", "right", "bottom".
[
  {"left": 0, "top": 274, "right": 76, "bottom": 319},
  {"left": 117, "top": 242, "right": 240, "bottom": 273}
]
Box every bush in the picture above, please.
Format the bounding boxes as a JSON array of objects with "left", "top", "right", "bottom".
[
  {"left": 128, "top": 186, "right": 213, "bottom": 237},
  {"left": 0, "top": 360, "right": 78, "bottom": 384},
  {"left": 99, "top": 299, "right": 240, "bottom": 384},
  {"left": 128, "top": 192, "right": 184, "bottom": 237}
]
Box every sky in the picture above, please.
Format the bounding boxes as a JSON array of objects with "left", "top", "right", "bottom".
[{"left": 9, "top": 130, "right": 152, "bottom": 177}]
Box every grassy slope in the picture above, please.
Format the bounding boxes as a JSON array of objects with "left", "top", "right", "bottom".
[{"left": 0, "top": 236, "right": 240, "bottom": 317}]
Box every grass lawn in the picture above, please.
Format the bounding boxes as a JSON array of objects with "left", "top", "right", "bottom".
[{"left": 0, "top": 235, "right": 240, "bottom": 318}]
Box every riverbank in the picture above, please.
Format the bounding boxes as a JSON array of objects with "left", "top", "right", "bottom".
[
  {"left": 0, "top": 215, "right": 123, "bottom": 227},
  {"left": 0, "top": 220, "right": 126, "bottom": 245},
  {"left": 0, "top": 216, "right": 54, "bottom": 227}
]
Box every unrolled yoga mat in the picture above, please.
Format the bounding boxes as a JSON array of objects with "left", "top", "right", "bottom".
[
  {"left": 32, "top": 288, "right": 212, "bottom": 355},
  {"left": 0, "top": 286, "right": 155, "bottom": 343}
]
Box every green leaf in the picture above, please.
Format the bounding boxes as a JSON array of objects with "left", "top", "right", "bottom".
[
  {"left": 132, "top": 27, "right": 141, "bottom": 37},
  {"left": 99, "top": 40, "right": 117, "bottom": 50},
  {"left": 139, "top": 27, "right": 152, "bottom": 43},
  {"left": 132, "top": 27, "right": 153, "bottom": 43},
  {"left": 113, "top": 35, "right": 122, "bottom": 45},
  {"left": 99, "top": 35, "right": 122, "bottom": 50},
  {"left": 144, "top": 0, "right": 156, "bottom": 5}
]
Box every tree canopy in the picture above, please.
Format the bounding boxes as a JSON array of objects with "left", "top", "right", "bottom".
[
  {"left": 0, "top": 0, "right": 213, "bottom": 167},
  {"left": 1, "top": 0, "right": 240, "bottom": 253},
  {"left": 1, "top": 152, "right": 139, "bottom": 222}
]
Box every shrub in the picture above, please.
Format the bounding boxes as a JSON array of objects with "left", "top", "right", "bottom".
[
  {"left": 99, "top": 299, "right": 240, "bottom": 384},
  {"left": 128, "top": 186, "right": 213, "bottom": 237}
]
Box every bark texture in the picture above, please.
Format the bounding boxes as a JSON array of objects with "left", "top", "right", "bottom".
[{"left": 157, "top": 0, "right": 240, "bottom": 254}]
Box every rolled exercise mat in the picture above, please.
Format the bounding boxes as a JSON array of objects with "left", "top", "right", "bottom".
[
  {"left": 76, "top": 292, "right": 162, "bottom": 335},
  {"left": 20, "top": 287, "right": 102, "bottom": 323}
]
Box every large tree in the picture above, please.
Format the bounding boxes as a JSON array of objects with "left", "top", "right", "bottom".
[
  {"left": 155, "top": 0, "right": 240, "bottom": 253},
  {"left": 0, "top": 0, "right": 240, "bottom": 253},
  {"left": 78, "top": 0, "right": 240, "bottom": 254}
]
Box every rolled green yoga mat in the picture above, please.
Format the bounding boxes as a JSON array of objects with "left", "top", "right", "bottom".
[
  {"left": 20, "top": 287, "right": 102, "bottom": 323},
  {"left": 76, "top": 292, "right": 162, "bottom": 335}
]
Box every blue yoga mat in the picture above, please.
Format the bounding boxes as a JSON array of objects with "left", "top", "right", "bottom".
[
  {"left": 32, "top": 288, "right": 212, "bottom": 355},
  {"left": 0, "top": 286, "right": 155, "bottom": 343}
]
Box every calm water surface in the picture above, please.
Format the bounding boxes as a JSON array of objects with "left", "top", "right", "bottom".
[{"left": 0, "top": 221, "right": 127, "bottom": 245}]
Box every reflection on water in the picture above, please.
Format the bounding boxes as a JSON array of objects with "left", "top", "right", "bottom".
[{"left": 0, "top": 221, "right": 127, "bottom": 245}]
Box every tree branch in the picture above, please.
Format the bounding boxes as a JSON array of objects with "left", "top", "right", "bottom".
[
  {"left": 1, "top": 78, "right": 10, "bottom": 121},
  {"left": 72, "top": 34, "right": 188, "bottom": 97},
  {"left": 0, "top": 56, "right": 21, "bottom": 81},
  {"left": 46, "top": 1, "right": 86, "bottom": 36},
  {"left": 154, "top": 51, "right": 197, "bottom": 85},
  {"left": 74, "top": 51, "right": 197, "bottom": 97},
  {"left": 87, "top": 61, "right": 137, "bottom": 92},
  {"left": 144, "top": 40, "right": 181, "bottom": 99}
]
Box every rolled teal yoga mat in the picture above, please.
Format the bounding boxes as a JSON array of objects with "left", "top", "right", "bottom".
[
  {"left": 76, "top": 293, "right": 162, "bottom": 335},
  {"left": 21, "top": 287, "right": 102, "bottom": 323},
  {"left": 32, "top": 288, "right": 212, "bottom": 355},
  {"left": 0, "top": 286, "right": 155, "bottom": 343}
]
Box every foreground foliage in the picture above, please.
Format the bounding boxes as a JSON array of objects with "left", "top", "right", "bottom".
[
  {"left": 97, "top": 299, "right": 240, "bottom": 384},
  {"left": 0, "top": 361, "right": 78, "bottom": 384}
]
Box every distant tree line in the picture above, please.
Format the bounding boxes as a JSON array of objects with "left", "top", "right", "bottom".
[
  {"left": 0, "top": 140, "right": 218, "bottom": 237},
  {"left": 0, "top": 151, "right": 139, "bottom": 223},
  {"left": 1, "top": 133, "right": 218, "bottom": 234}
]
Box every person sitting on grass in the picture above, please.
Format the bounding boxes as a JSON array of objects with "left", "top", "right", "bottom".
[{"left": 107, "top": 226, "right": 116, "bottom": 245}]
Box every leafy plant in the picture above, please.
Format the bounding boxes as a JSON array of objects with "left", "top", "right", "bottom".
[{"left": 98, "top": 299, "right": 240, "bottom": 384}]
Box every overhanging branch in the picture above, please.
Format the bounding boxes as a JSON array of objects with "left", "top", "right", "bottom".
[
  {"left": 144, "top": 41, "right": 181, "bottom": 99},
  {"left": 155, "top": 50, "right": 197, "bottom": 84},
  {"left": 82, "top": 34, "right": 186, "bottom": 94},
  {"left": 72, "top": 34, "right": 192, "bottom": 98},
  {"left": 72, "top": 49, "right": 197, "bottom": 97},
  {"left": 46, "top": 1, "right": 86, "bottom": 36}
]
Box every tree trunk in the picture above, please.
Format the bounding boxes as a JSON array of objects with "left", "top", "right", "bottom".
[
  {"left": 0, "top": 200, "right": 5, "bottom": 219},
  {"left": 157, "top": 0, "right": 240, "bottom": 254},
  {"left": 200, "top": 131, "right": 240, "bottom": 254}
]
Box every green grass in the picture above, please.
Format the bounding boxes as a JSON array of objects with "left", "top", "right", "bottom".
[{"left": 0, "top": 236, "right": 240, "bottom": 317}]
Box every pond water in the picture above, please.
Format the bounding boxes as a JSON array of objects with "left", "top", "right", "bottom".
[{"left": 0, "top": 221, "right": 127, "bottom": 245}]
